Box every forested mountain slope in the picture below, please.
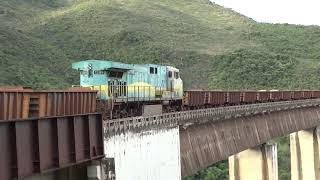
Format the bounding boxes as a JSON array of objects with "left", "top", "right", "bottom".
[{"left": 2, "top": 0, "right": 320, "bottom": 89}]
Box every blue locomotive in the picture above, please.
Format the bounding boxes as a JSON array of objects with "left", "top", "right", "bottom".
[{"left": 72, "top": 60, "right": 183, "bottom": 118}]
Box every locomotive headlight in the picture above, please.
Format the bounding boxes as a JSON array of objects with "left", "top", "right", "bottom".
[{"left": 88, "top": 64, "right": 93, "bottom": 78}]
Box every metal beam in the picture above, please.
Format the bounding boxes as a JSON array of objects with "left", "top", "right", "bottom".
[{"left": 0, "top": 113, "right": 104, "bottom": 180}]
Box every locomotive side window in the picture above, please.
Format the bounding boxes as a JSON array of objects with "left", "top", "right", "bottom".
[
  {"left": 174, "top": 72, "right": 179, "bottom": 79},
  {"left": 150, "top": 67, "right": 154, "bottom": 74},
  {"left": 88, "top": 69, "right": 93, "bottom": 78},
  {"left": 108, "top": 71, "right": 123, "bottom": 78},
  {"left": 80, "top": 70, "right": 88, "bottom": 75},
  {"left": 150, "top": 67, "right": 158, "bottom": 74},
  {"left": 94, "top": 70, "right": 106, "bottom": 74},
  {"left": 168, "top": 71, "right": 173, "bottom": 78}
]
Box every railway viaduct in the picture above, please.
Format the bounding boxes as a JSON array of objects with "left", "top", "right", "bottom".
[
  {"left": 4, "top": 98, "right": 320, "bottom": 180},
  {"left": 101, "top": 99, "right": 320, "bottom": 180}
]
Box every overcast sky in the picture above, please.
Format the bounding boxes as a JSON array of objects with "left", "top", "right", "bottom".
[{"left": 211, "top": 0, "right": 320, "bottom": 26}]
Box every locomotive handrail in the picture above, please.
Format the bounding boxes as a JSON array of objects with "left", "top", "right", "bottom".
[
  {"left": 89, "top": 84, "right": 180, "bottom": 104},
  {"left": 104, "top": 98, "right": 320, "bottom": 134}
]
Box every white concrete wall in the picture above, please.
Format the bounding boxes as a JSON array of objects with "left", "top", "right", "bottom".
[{"left": 104, "top": 127, "right": 181, "bottom": 180}]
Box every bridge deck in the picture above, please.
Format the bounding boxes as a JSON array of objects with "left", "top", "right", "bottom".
[{"left": 105, "top": 99, "right": 320, "bottom": 134}]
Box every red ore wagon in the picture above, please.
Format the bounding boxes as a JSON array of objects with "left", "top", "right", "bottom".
[
  {"left": 281, "top": 91, "right": 292, "bottom": 100},
  {"left": 0, "top": 87, "right": 97, "bottom": 120},
  {"left": 270, "top": 91, "right": 282, "bottom": 101},
  {"left": 303, "top": 91, "right": 312, "bottom": 99},
  {"left": 292, "top": 91, "right": 303, "bottom": 100},
  {"left": 206, "top": 91, "right": 226, "bottom": 106},
  {"left": 312, "top": 91, "right": 320, "bottom": 98},
  {"left": 257, "top": 91, "right": 270, "bottom": 102},
  {"left": 183, "top": 90, "right": 206, "bottom": 107},
  {"left": 241, "top": 91, "right": 258, "bottom": 104},
  {"left": 227, "top": 91, "right": 241, "bottom": 105}
]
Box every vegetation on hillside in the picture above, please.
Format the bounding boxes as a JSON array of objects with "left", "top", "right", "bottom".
[
  {"left": 1, "top": 0, "right": 319, "bottom": 179},
  {"left": 185, "top": 160, "right": 228, "bottom": 180},
  {"left": 3, "top": 0, "right": 320, "bottom": 90}
]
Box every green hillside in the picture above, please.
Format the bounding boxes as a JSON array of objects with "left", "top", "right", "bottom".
[{"left": 2, "top": 0, "right": 320, "bottom": 89}]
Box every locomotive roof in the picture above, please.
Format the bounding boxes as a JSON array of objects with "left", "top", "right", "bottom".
[{"left": 72, "top": 60, "right": 174, "bottom": 71}]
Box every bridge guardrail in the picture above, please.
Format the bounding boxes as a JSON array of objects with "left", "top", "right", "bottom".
[{"left": 104, "top": 99, "right": 320, "bottom": 134}]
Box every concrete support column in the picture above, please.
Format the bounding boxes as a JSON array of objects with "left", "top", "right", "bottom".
[
  {"left": 87, "top": 163, "right": 102, "bottom": 180},
  {"left": 56, "top": 165, "right": 88, "bottom": 180},
  {"left": 24, "top": 172, "right": 56, "bottom": 180},
  {"left": 290, "top": 128, "right": 320, "bottom": 180},
  {"left": 142, "top": 104, "right": 162, "bottom": 116},
  {"left": 25, "top": 164, "right": 87, "bottom": 180},
  {"left": 104, "top": 127, "right": 181, "bottom": 180},
  {"left": 229, "top": 143, "right": 278, "bottom": 180}
]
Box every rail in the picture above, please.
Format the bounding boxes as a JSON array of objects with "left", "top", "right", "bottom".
[{"left": 104, "top": 99, "right": 320, "bottom": 134}]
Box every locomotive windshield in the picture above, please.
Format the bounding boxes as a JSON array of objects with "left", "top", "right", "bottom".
[{"left": 108, "top": 71, "right": 123, "bottom": 78}]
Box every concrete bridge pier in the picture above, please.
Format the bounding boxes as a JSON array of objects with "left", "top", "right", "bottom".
[
  {"left": 25, "top": 163, "right": 95, "bottom": 180},
  {"left": 87, "top": 161, "right": 104, "bottom": 180},
  {"left": 104, "top": 127, "right": 181, "bottom": 180},
  {"left": 23, "top": 160, "right": 105, "bottom": 180},
  {"left": 290, "top": 128, "right": 320, "bottom": 180},
  {"left": 229, "top": 143, "right": 278, "bottom": 180}
]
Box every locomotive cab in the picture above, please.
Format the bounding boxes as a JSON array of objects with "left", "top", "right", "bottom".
[
  {"left": 72, "top": 60, "right": 131, "bottom": 100},
  {"left": 166, "top": 66, "right": 183, "bottom": 100},
  {"left": 106, "top": 69, "right": 128, "bottom": 98}
]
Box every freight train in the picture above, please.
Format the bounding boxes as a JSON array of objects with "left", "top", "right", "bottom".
[
  {"left": 183, "top": 90, "right": 320, "bottom": 109},
  {"left": 72, "top": 60, "right": 320, "bottom": 119}
]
